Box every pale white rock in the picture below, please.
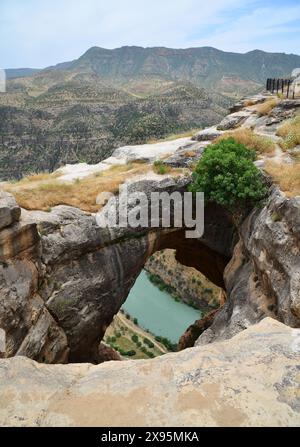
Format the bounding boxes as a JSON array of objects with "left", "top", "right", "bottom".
[
  {"left": 57, "top": 137, "right": 190, "bottom": 181},
  {"left": 0, "top": 319, "right": 299, "bottom": 427}
]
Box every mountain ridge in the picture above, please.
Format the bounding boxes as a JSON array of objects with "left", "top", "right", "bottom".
[{"left": 1, "top": 45, "right": 300, "bottom": 179}]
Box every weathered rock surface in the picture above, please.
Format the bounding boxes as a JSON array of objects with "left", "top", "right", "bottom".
[
  {"left": 0, "top": 174, "right": 236, "bottom": 363},
  {"left": 229, "top": 94, "right": 267, "bottom": 113},
  {"left": 217, "top": 111, "right": 250, "bottom": 130},
  {"left": 197, "top": 187, "right": 300, "bottom": 345},
  {"left": 191, "top": 127, "right": 222, "bottom": 142},
  {"left": 0, "top": 319, "right": 299, "bottom": 427},
  {"left": 164, "top": 141, "right": 206, "bottom": 168},
  {"left": 0, "top": 199, "right": 69, "bottom": 363},
  {"left": 0, "top": 191, "right": 21, "bottom": 230}
]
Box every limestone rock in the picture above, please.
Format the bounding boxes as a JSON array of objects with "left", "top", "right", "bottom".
[
  {"left": 191, "top": 127, "right": 222, "bottom": 142},
  {"left": 0, "top": 191, "right": 21, "bottom": 230},
  {"left": 217, "top": 111, "right": 250, "bottom": 130},
  {"left": 197, "top": 187, "right": 300, "bottom": 346},
  {"left": 164, "top": 141, "right": 206, "bottom": 167},
  {"left": 0, "top": 319, "right": 299, "bottom": 427},
  {"left": 230, "top": 94, "right": 267, "bottom": 113}
]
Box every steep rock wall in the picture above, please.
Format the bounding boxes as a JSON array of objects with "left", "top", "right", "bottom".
[{"left": 196, "top": 187, "right": 300, "bottom": 345}]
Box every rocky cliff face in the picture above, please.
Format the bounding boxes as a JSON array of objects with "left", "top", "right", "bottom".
[
  {"left": 0, "top": 319, "right": 299, "bottom": 427},
  {"left": 196, "top": 187, "right": 300, "bottom": 346}
]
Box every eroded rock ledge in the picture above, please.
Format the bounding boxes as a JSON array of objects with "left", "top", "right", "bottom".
[{"left": 0, "top": 319, "right": 299, "bottom": 427}]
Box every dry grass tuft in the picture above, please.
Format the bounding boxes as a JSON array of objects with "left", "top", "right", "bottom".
[
  {"left": 214, "top": 128, "right": 276, "bottom": 155},
  {"left": 243, "top": 99, "right": 256, "bottom": 107},
  {"left": 254, "top": 98, "right": 278, "bottom": 116},
  {"left": 264, "top": 160, "right": 300, "bottom": 197},
  {"left": 16, "top": 171, "right": 62, "bottom": 185},
  {"left": 276, "top": 115, "right": 300, "bottom": 151},
  {"left": 4, "top": 163, "right": 152, "bottom": 212}
]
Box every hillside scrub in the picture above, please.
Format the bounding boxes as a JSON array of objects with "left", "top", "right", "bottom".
[
  {"left": 276, "top": 115, "right": 300, "bottom": 150},
  {"left": 214, "top": 128, "right": 276, "bottom": 155},
  {"left": 189, "top": 138, "right": 267, "bottom": 219}
]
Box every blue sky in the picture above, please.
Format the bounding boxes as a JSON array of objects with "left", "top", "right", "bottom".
[{"left": 0, "top": 0, "right": 299, "bottom": 68}]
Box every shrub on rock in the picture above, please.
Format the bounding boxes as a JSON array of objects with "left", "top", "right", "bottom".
[{"left": 189, "top": 137, "right": 267, "bottom": 220}]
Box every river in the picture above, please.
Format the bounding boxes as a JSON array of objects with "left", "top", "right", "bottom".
[{"left": 122, "top": 270, "right": 202, "bottom": 344}]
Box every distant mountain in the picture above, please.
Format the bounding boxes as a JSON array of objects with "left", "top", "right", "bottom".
[
  {"left": 1, "top": 46, "right": 299, "bottom": 179},
  {"left": 5, "top": 68, "right": 41, "bottom": 79},
  {"left": 49, "top": 46, "right": 300, "bottom": 96}
]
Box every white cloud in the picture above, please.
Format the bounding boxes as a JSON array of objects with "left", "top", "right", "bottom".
[
  {"left": 0, "top": 0, "right": 299, "bottom": 67},
  {"left": 192, "top": 4, "right": 300, "bottom": 53}
]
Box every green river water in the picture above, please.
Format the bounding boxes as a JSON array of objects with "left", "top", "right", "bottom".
[{"left": 122, "top": 270, "right": 202, "bottom": 344}]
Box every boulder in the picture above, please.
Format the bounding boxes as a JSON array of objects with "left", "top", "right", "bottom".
[
  {"left": 0, "top": 191, "right": 21, "bottom": 230},
  {"left": 164, "top": 142, "right": 206, "bottom": 167},
  {"left": 217, "top": 111, "right": 250, "bottom": 130},
  {"left": 191, "top": 127, "right": 222, "bottom": 141}
]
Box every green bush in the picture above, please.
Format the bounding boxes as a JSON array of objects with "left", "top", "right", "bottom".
[
  {"left": 131, "top": 334, "right": 139, "bottom": 343},
  {"left": 143, "top": 338, "right": 155, "bottom": 349},
  {"left": 189, "top": 138, "right": 267, "bottom": 219}
]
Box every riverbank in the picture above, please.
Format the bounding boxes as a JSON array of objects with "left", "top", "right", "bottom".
[
  {"left": 145, "top": 249, "right": 224, "bottom": 311},
  {"left": 103, "top": 312, "right": 168, "bottom": 359}
]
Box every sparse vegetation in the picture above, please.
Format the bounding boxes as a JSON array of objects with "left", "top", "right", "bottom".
[
  {"left": 4, "top": 163, "right": 151, "bottom": 212},
  {"left": 153, "top": 160, "right": 171, "bottom": 175},
  {"left": 189, "top": 138, "right": 267, "bottom": 218},
  {"left": 276, "top": 115, "right": 300, "bottom": 150},
  {"left": 255, "top": 98, "right": 278, "bottom": 116},
  {"left": 104, "top": 313, "right": 166, "bottom": 359},
  {"left": 214, "top": 128, "right": 276, "bottom": 155},
  {"left": 265, "top": 161, "right": 300, "bottom": 197}
]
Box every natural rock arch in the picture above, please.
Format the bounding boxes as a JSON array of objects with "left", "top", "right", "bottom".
[{"left": 0, "top": 182, "right": 299, "bottom": 365}]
